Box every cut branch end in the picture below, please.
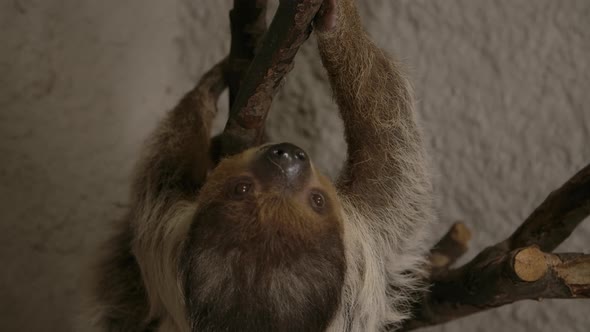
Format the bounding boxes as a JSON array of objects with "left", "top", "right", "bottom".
[{"left": 513, "top": 246, "right": 548, "bottom": 282}]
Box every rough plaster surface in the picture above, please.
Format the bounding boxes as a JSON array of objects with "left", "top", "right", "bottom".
[{"left": 1, "top": 0, "right": 589, "bottom": 331}]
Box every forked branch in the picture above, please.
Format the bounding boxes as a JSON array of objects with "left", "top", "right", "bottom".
[
  {"left": 212, "top": 0, "right": 323, "bottom": 161},
  {"left": 403, "top": 164, "right": 590, "bottom": 330}
]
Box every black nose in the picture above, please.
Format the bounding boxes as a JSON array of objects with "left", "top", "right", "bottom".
[
  {"left": 256, "top": 143, "right": 310, "bottom": 186},
  {"left": 267, "top": 142, "right": 307, "bottom": 164}
]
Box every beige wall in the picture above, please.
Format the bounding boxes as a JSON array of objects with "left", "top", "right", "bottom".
[{"left": 1, "top": 0, "right": 588, "bottom": 331}]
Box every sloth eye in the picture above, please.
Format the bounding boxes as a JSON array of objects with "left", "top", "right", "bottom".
[
  {"left": 310, "top": 192, "right": 326, "bottom": 210},
  {"left": 232, "top": 182, "right": 252, "bottom": 198},
  {"left": 231, "top": 181, "right": 252, "bottom": 199},
  {"left": 228, "top": 176, "right": 256, "bottom": 199}
]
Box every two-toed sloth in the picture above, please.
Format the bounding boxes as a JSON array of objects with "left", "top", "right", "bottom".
[{"left": 90, "top": 0, "right": 433, "bottom": 331}]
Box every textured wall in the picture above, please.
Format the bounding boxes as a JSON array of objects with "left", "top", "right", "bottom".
[{"left": 1, "top": 0, "right": 588, "bottom": 331}]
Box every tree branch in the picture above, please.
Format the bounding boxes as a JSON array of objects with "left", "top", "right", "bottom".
[
  {"left": 226, "top": 0, "right": 268, "bottom": 109},
  {"left": 403, "top": 163, "right": 590, "bottom": 330},
  {"left": 404, "top": 247, "right": 590, "bottom": 330},
  {"left": 215, "top": 0, "right": 323, "bottom": 159},
  {"left": 210, "top": 0, "right": 269, "bottom": 164},
  {"left": 504, "top": 163, "right": 590, "bottom": 252}
]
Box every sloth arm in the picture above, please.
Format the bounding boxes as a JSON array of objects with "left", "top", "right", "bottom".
[
  {"left": 125, "top": 61, "right": 226, "bottom": 328},
  {"left": 316, "top": 0, "right": 431, "bottom": 239},
  {"left": 131, "top": 60, "right": 226, "bottom": 206}
]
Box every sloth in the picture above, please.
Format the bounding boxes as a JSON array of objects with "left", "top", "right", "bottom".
[{"left": 90, "top": 0, "right": 433, "bottom": 331}]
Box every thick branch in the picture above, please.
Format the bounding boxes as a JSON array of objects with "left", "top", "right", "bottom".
[
  {"left": 227, "top": 0, "right": 268, "bottom": 109},
  {"left": 210, "top": 1, "right": 268, "bottom": 164},
  {"left": 217, "top": 0, "right": 323, "bottom": 158},
  {"left": 403, "top": 163, "right": 590, "bottom": 330},
  {"left": 505, "top": 163, "right": 590, "bottom": 252},
  {"left": 403, "top": 247, "right": 590, "bottom": 330}
]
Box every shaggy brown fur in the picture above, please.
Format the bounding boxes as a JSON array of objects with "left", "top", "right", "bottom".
[
  {"left": 89, "top": 0, "right": 433, "bottom": 331},
  {"left": 316, "top": 1, "right": 433, "bottom": 330}
]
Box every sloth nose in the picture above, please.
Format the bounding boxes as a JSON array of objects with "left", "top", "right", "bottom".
[
  {"left": 268, "top": 143, "right": 307, "bottom": 164},
  {"left": 257, "top": 143, "right": 310, "bottom": 185},
  {"left": 266, "top": 142, "right": 308, "bottom": 172}
]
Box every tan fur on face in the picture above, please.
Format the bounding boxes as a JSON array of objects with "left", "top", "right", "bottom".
[
  {"left": 181, "top": 147, "right": 346, "bottom": 332},
  {"left": 197, "top": 146, "right": 344, "bottom": 242}
]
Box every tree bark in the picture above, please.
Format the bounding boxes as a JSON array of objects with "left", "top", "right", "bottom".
[
  {"left": 226, "top": 0, "right": 268, "bottom": 109},
  {"left": 214, "top": 0, "right": 323, "bottom": 161},
  {"left": 402, "top": 163, "right": 590, "bottom": 330},
  {"left": 504, "top": 163, "right": 590, "bottom": 252}
]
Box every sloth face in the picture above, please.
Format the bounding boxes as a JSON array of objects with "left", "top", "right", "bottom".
[
  {"left": 202, "top": 143, "right": 338, "bottom": 214},
  {"left": 181, "top": 143, "right": 346, "bottom": 332}
]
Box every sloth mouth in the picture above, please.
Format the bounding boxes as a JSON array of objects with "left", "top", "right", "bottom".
[{"left": 266, "top": 155, "right": 287, "bottom": 175}]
